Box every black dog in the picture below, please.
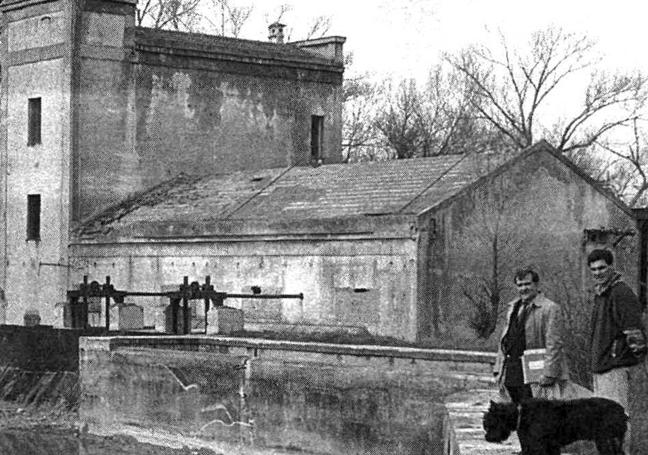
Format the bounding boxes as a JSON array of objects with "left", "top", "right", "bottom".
[{"left": 483, "top": 398, "right": 627, "bottom": 455}]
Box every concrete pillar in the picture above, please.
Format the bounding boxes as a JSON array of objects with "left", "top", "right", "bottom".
[{"left": 206, "top": 306, "right": 243, "bottom": 335}]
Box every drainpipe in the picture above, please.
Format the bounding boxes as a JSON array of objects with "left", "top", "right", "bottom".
[{"left": 639, "top": 217, "right": 648, "bottom": 308}]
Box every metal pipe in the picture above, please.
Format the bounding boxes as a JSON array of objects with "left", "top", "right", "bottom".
[
  {"left": 104, "top": 275, "right": 110, "bottom": 331},
  {"left": 224, "top": 293, "right": 304, "bottom": 300},
  {"left": 183, "top": 276, "right": 189, "bottom": 335}
]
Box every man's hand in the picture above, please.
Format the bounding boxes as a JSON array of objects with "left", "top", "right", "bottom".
[
  {"left": 539, "top": 375, "right": 556, "bottom": 387},
  {"left": 623, "top": 329, "right": 647, "bottom": 357}
]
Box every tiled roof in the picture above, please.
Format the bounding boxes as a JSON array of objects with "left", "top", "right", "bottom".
[
  {"left": 75, "top": 151, "right": 517, "bottom": 238},
  {"left": 134, "top": 27, "right": 341, "bottom": 69}
]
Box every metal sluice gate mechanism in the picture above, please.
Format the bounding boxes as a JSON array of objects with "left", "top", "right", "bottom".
[{"left": 66, "top": 275, "right": 303, "bottom": 334}]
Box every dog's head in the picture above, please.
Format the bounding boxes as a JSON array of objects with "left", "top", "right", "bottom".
[{"left": 483, "top": 400, "right": 517, "bottom": 443}]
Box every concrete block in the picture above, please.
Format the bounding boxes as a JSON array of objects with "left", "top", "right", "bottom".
[
  {"left": 207, "top": 306, "right": 243, "bottom": 335},
  {"left": 23, "top": 310, "right": 41, "bottom": 327},
  {"left": 119, "top": 304, "right": 144, "bottom": 330}
]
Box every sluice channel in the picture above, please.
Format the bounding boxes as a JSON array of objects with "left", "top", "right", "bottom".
[{"left": 0, "top": 325, "right": 495, "bottom": 454}]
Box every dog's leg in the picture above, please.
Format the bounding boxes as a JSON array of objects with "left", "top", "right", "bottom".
[
  {"left": 595, "top": 438, "right": 614, "bottom": 455},
  {"left": 517, "top": 432, "right": 531, "bottom": 455},
  {"left": 519, "top": 434, "right": 543, "bottom": 455}
]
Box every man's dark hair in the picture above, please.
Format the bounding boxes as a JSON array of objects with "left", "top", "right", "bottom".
[
  {"left": 513, "top": 268, "right": 539, "bottom": 284},
  {"left": 587, "top": 249, "right": 614, "bottom": 266}
]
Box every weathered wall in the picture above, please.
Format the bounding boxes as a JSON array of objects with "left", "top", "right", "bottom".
[
  {"left": 0, "top": 0, "right": 343, "bottom": 324},
  {"left": 69, "top": 230, "right": 419, "bottom": 340},
  {"left": 75, "top": 28, "right": 343, "bottom": 220},
  {"left": 419, "top": 149, "right": 646, "bottom": 452},
  {"left": 73, "top": 3, "right": 138, "bottom": 221},
  {"left": 420, "top": 150, "right": 638, "bottom": 357},
  {"left": 79, "top": 336, "right": 495, "bottom": 455},
  {"left": 0, "top": 0, "right": 74, "bottom": 326}
]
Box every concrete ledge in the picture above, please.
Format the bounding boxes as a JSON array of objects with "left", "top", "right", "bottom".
[
  {"left": 80, "top": 335, "right": 497, "bottom": 364},
  {"left": 80, "top": 337, "right": 497, "bottom": 454},
  {"left": 443, "top": 390, "right": 596, "bottom": 455},
  {"left": 443, "top": 389, "right": 519, "bottom": 455}
]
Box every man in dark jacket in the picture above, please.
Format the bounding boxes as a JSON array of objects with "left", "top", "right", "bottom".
[
  {"left": 588, "top": 248, "right": 646, "bottom": 454},
  {"left": 493, "top": 268, "right": 569, "bottom": 403}
]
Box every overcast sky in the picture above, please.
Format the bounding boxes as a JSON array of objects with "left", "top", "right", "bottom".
[{"left": 220, "top": 0, "right": 648, "bottom": 82}]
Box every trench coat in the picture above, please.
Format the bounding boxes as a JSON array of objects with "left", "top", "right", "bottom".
[{"left": 493, "top": 293, "right": 570, "bottom": 398}]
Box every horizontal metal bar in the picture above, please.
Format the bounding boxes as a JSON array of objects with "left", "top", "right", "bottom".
[{"left": 224, "top": 293, "right": 303, "bottom": 300}]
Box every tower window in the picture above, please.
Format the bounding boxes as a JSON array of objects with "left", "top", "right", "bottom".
[
  {"left": 27, "top": 194, "right": 41, "bottom": 241},
  {"left": 311, "top": 115, "right": 324, "bottom": 163},
  {"left": 28, "top": 97, "right": 41, "bottom": 146}
]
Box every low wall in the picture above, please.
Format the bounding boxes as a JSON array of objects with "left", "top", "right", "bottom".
[
  {"left": 0, "top": 325, "right": 92, "bottom": 407},
  {"left": 0, "top": 325, "right": 84, "bottom": 371},
  {"left": 79, "top": 336, "right": 496, "bottom": 455}
]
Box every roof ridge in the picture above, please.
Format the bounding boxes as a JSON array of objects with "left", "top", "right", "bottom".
[{"left": 397, "top": 154, "right": 468, "bottom": 213}]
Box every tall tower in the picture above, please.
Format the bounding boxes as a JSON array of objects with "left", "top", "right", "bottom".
[{"left": 0, "top": 0, "right": 135, "bottom": 325}]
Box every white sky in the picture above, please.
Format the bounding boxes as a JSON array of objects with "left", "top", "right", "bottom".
[{"left": 217, "top": 0, "right": 648, "bottom": 82}]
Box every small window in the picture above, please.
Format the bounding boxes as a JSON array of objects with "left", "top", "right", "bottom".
[
  {"left": 28, "top": 97, "right": 41, "bottom": 146},
  {"left": 311, "top": 115, "right": 324, "bottom": 162},
  {"left": 27, "top": 194, "right": 41, "bottom": 241}
]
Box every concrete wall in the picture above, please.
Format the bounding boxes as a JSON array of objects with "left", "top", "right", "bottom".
[
  {"left": 419, "top": 150, "right": 638, "bottom": 352},
  {"left": 75, "top": 16, "right": 343, "bottom": 220},
  {"left": 69, "top": 229, "right": 420, "bottom": 340},
  {"left": 73, "top": 2, "right": 138, "bottom": 221},
  {"left": 0, "top": 0, "right": 74, "bottom": 326},
  {"left": 79, "top": 336, "right": 495, "bottom": 455},
  {"left": 0, "top": 0, "right": 344, "bottom": 325}
]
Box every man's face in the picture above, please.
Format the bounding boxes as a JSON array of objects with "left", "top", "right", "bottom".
[
  {"left": 515, "top": 274, "right": 539, "bottom": 302},
  {"left": 589, "top": 259, "right": 613, "bottom": 284}
]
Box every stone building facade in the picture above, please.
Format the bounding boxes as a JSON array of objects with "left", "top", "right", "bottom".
[
  {"left": 69, "top": 142, "right": 642, "bottom": 347},
  {"left": 0, "top": 0, "right": 344, "bottom": 325}
]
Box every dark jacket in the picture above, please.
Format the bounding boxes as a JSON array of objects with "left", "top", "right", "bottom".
[{"left": 590, "top": 274, "right": 644, "bottom": 374}]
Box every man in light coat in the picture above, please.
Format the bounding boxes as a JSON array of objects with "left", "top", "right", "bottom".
[{"left": 493, "top": 268, "right": 569, "bottom": 402}]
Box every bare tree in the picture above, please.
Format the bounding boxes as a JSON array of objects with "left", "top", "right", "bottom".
[
  {"left": 372, "top": 66, "right": 510, "bottom": 160},
  {"left": 342, "top": 73, "right": 385, "bottom": 162},
  {"left": 458, "top": 178, "right": 526, "bottom": 338},
  {"left": 137, "top": 0, "right": 203, "bottom": 30},
  {"left": 446, "top": 27, "right": 648, "bottom": 154},
  {"left": 264, "top": 3, "right": 291, "bottom": 26},
  {"left": 304, "top": 15, "right": 331, "bottom": 40},
  {"left": 374, "top": 79, "right": 422, "bottom": 159},
  {"left": 594, "top": 119, "right": 648, "bottom": 207},
  {"left": 204, "top": 0, "right": 253, "bottom": 37}
]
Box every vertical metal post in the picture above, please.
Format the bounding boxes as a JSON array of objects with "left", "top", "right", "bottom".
[
  {"left": 105, "top": 276, "right": 111, "bottom": 332},
  {"left": 183, "top": 276, "right": 189, "bottom": 335},
  {"left": 204, "top": 275, "right": 211, "bottom": 334},
  {"left": 170, "top": 297, "right": 179, "bottom": 334},
  {"left": 69, "top": 296, "right": 79, "bottom": 328},
  {"left": 82, "top": 275, "right": 89, "bottom": 330}
]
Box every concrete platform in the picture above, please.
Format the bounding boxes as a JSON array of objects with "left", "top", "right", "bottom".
[{"left": 443, "top": 389, "right": 599, "bottom": 455}]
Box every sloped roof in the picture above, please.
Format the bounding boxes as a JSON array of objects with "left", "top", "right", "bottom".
[
  {"left": 135, "top": 27, "right": 342, "bottom": 70},
  {"left": 75, "top": 149, "right": 517, "bottom": 239}
]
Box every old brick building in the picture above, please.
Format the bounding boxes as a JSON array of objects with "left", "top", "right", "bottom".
[{"left": 0, "top": 0, "right": 344, "bottom": 325}]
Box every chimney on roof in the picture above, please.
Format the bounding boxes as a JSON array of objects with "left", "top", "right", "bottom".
[{"left": 268, "top": 22, "right": 286, "bottom": 44}]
